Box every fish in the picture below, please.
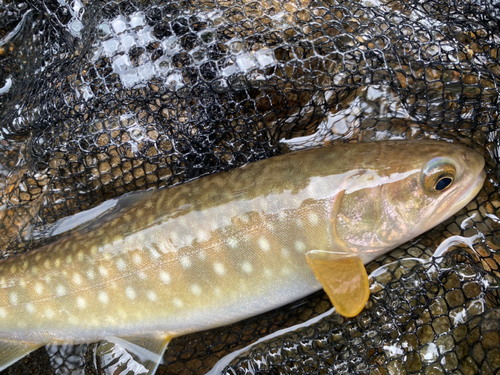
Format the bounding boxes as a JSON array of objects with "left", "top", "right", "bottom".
[{"left": 0, "top": 140, "right": 485, "bottom": 374}]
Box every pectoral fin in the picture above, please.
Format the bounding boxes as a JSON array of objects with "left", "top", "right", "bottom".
[
  {"left": 0, "top": 340, "right": 41, "bottom": 370},
  {"left": 305, "top": 250, "right": 369, "bottom": 317},
  {"left": 97, "top": 334, "right": 171, "bottom": 375}
]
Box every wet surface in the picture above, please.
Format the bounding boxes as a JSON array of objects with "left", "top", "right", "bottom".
[{"left": 0, "top": 0, "right": 500, "bottom": 373}]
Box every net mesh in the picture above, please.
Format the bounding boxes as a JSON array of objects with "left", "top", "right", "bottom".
[{"left": 0, "top": 0, "right": 500, "bottom": 373}]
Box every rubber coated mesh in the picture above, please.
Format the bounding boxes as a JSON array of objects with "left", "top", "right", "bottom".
[{"left": 0, "top": 0, "right": 500, "bottom": 374}]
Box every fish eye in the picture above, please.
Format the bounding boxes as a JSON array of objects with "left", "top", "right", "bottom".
[{"left": 422, "top": 158, "right": 456, "bottom": 193}]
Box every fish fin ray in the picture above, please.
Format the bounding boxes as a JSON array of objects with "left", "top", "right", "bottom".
[
  {"left": 0, "top": 340, "right": 41, "bottom": 370},
  {"left": 305, "top": 250, "right": 369, "bottom": 318},
  {"left": 98, "top": 334, "right": 171, "bottom": 375}
]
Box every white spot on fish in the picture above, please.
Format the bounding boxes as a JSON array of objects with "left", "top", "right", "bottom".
[
  {"left": 98, "top": 291, "right": 109, "bottom": 304},
  {"left": 133, "top": 253, "right": 142, "bottom": 265},
  {"left": 191, "top": 284, "right": 202, "bottom": 295},
  {"left": 309, "top": 213, "right": 320, "bottom": 225},
  {"left": 73, "top": 273, "right": 82, "bottom": 285},
  {"left": 116, "top": 258, "right": 127, "bottom": 271},
  {"left": 242, "top": 261, "right": 253, "bottom": 274},
  {"left": 197, "top": 229, "right": 210, "bottom": 242},
  {"left": 87, "top": 269, "right": 96, "bottom": 280},
  {"left": 258, "top": 237, "right": 271, "bottom": 252},
  {"left": 56, "top": 285, "right": 66, "bottom": 297},
  {"left": 180, "top": 256, "right": 192, "bottom": 269},
  {"left": 197, "top": 251, "right": 207, "bottom": 261},
  {"left": 281, "top": 266, "right": 292, "bottom": 275},
  {"left": 295, "top": 241, "right": 306, "bottom": 252},
  {"left": 147, "top": 291, "right": 157, "bottom": 301},
  {"left": 99, "top": 267, "right": 109, "bottom": 277},
  {"left": 159, "top": 271, "right": 171, "bottom": 284},
  {"left": 77, "top": 297, "right": 87, "bottom": 309},
  {"left": 9, "top": 293, "right": 18, "bottom": 305},
  {"left": 214, "top": 262, "right": 226, "bottom": 276},
  {"left": 35, "top": 283, "right": 43, "bottom": 295},
  {"left": 214, "top": 287, "right": 222, "bottom": 297},
  {"left": 138, "top": 271, "right": 147, "bottom": 280},
  {"left": 227, "top": 238, "right": 238, "bottom": 249},
  {"left": 0, "top": 308, "right": 6, "bottom": 318},
  {"left": 54, "top": 258, "right": 61, "bottom": 268},
  {"left": 281, "top": 248, "right": 290, "bottom": 258},
  {"left": 10, "top": 265, "right": 16, "bottom": 274},
  {"left": 264, "top": 268, "right": 273, "bottom": 277},
  {"left": 25, "top": 303, "right": 35, "bottom": 314},
  {"left": 77, "top": 251, "right": 85, "bottom": 261},
  {"left": 173, "top": 298, "right": 183, "bottom": 307},
  {"left": 126, "top": 286, "right": 137, "bottom": 300}
]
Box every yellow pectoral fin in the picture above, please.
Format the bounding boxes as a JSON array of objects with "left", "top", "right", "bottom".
[{"left": 305, "top": 250, "right": 369, "bottom": 318}]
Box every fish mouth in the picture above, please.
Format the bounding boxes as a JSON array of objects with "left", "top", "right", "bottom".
[{"left": 449, "top": 169, "right": 486, "bottom": 216}]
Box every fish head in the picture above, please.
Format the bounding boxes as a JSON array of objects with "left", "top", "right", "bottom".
[{"left": 334, "top": 141, "right": 486, "bottom": 263}]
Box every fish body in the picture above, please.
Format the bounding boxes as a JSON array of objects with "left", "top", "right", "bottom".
[{"left": 0, "top": 140, "right": 485, "bottom": 372}]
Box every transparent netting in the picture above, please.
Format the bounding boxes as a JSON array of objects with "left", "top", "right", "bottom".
[{"left": 0, "top": 0, "right": 499, "bottom": 373}]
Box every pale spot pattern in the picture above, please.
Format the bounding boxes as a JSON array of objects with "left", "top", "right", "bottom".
[
  {"left": 241, "top": 261, "right": 253, "bottom": 274},
  {"left": 227, "top": 237, "right": 238, "bottom": 249},
  {"left": 56, "top": 285, "right": 66, "bottom": 297},
  {"left": 126, "top": 286, "right": 137, "bottom": 300},
  {"left": 77, "top": 297, "right": 87, "bottom": 309},
  {"left": 159, "top": 270, "right": 171, "bottom": 285},
  {"left": 146, "top": 291, "right": 157, "bottom": 301},
  {"left": 9, "top": 293, "right": 18, "bottom": 305},
  {"left": 87, "top": 269, "right": 96, "bottom": 280},
  {"left": 0, "top": 307, "right": 6, "bottom": 318},
  {"left": 133, "top": 253, "right": 142, "bottom": 265},
  {"left": 116, "top": 258, "right": 127, "bottom": 271},
  {"left": 180, "top": 256, "right": 192, "bottom": 269},
  {"left": 213, "top": 262, "right": 226, "bottom": 276},
  {"left": 34, "top": 283, "right": 44, "bottom": 295},
  {"left": 173, "top": 298, "right": 183, "bottom": 307},
  {"left": 98, "top": 291, "right": 109, "bottom": 304},
  {"left": 73, "top": 273, "right": 82, "bottom": 285},
  {"left": 99, "top": 267, "right": 109, "bottom": 277},
  {"left": 25, "top": 303, "right": 35, "bottom": 314},
  {"left": 258, "top": 237, "right": 271, "bottom": 252},
  {"left": 309, "top": 213, "right": 320, "bottom": 225},
  {"left": 295, "top": 241, "right": 306, "bottom": 252},
  {"left": 190, "top": 284, "right": 202, "bottom": 295}
]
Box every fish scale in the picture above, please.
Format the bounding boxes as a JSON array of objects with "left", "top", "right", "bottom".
[{"left": 0, "top": 140, "right": 485, "bottom": 374}]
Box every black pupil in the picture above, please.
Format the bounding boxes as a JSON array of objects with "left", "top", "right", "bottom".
[{"left": 435, "top": 177, "right": 452, "bottom": 191}]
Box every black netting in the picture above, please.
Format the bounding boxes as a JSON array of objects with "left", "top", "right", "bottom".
[{"left": 1, "top": 0, "right": 500, "bottom": 373}]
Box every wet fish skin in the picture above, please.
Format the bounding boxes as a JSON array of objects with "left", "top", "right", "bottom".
[{"left": 0, "top": 140, "right": 485, "bottom": 372}]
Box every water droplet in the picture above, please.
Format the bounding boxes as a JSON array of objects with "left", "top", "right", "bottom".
[
  {"left": 111, "top": 16, "right": 127, "bottom": 34},
  {"left": 120, "top": 33, "right": 137, "bottom": 51},
  {"left": 129, "top": 12, "right": 146, "bottom": 29}
]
